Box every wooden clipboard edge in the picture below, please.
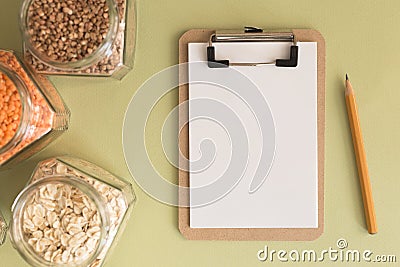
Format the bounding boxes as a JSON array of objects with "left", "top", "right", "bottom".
[{"left": 178, "top": 29, "right": 325, "bottom": 241}]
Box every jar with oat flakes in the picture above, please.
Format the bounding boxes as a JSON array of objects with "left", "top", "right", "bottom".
[
  {"left": 21, "top": 0, "right": 136, "bottom": 79},
  {"left": 0, "top": 50, "right": 70, "bottom": 168},
  {"left": 10, "top": 156, "right": 136, "bottom": 267}
]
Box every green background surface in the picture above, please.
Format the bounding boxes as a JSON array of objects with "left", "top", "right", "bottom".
[{"left": 0, "top": 0, "right": 399, "bottom": 266}]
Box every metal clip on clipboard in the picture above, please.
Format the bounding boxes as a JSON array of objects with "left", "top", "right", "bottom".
[{"left": 207, "top": 27, "right": 298, "bottom": 68}]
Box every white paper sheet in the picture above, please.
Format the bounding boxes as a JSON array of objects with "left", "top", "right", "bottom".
[{"left": 189, "top": 42, "right": 318, "bottom": 228}]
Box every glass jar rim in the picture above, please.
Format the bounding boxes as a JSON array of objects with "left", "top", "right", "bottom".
[
  {"left": 10, "top": 175, "right": 110, "bottom": 267},
  {"left": 0, "top": 61, "right": 32, "bottom": 155},
  {"left": 19, "top": 0, "right": 119, "bottom": 71}
]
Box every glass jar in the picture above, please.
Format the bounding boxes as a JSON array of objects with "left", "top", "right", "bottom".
[
  {"left": 20, "top": 0, "right": 136, "bottom": 79},
  {"left": 0, "top": 50, "right": 70, "bottom": 168},
  {"left": 10, "top": 176, "right": 109, "bottom": 266},
  {"left": 10, "top": 156, "right": 136, "bottom": 267}
]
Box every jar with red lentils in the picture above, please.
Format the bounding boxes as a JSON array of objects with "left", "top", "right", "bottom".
[{"left": 0, "top": 50, "right": 70, "bottom": 168}]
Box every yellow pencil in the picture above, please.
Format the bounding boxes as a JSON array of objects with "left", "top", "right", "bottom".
[{"left": 345, "top": 74, "right": 377, "bottom": 234}]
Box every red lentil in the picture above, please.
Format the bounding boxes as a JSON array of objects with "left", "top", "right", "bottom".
[
  {"left": 0, "top": 72, "right": 22, "bottom": 148},
  {"left": 0, "top": 50, "right": 59, "bottom": 166}
]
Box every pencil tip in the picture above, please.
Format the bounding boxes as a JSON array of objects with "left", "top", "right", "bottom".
[{"left": 346, "top": 74, "right": 349, "bottom": 81}]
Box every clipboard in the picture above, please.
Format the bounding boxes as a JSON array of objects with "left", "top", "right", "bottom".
[{"left": 178, "top": 28, "right": 325, "bottom": 240}]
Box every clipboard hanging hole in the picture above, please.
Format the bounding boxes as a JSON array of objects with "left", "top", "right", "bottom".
[{"left": 244, "top": 26, "right": 263, "bottom": 33}]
